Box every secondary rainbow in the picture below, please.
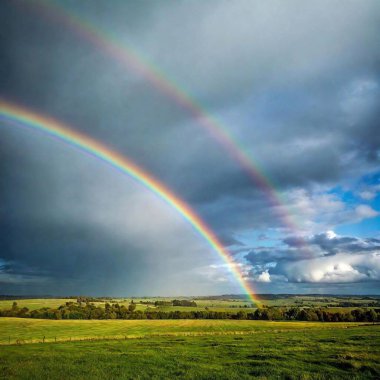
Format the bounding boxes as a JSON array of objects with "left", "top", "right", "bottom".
[
  {"left": 0, "top": 100, "right": 260, "bottom": 306},
  {"left": 30, "top": 0, "right": 309, "bottom": 249}
]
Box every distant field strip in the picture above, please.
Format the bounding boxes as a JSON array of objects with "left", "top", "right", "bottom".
[
  {"left": 1, "top": 318, "right": 378, "bottom": 345},
  {"left": 0, "top": 299, "right": 77, "bottom": 311}
]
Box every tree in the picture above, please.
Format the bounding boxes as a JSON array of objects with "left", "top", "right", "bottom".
[
  {"left": 128, "top": 303, "right": 136, "bottom": 312},
  {"left": 367, "top": 309, "right": 377, "bottom": 322},
  {"left": 236, "top": 311, "right": 247, "bottom": 320}
]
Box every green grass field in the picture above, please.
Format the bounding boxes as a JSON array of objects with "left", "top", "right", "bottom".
[
  {"left": 0, "top": 318, "right": 379, "bottom": 379},
  {"left": 0, "top": 318, "right": 371, "bottom": 344},
  {"left": 1, "top": 296, "right": 379, "bottom": 378}
]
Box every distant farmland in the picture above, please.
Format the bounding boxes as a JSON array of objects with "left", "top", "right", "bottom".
[{"left": 0, "top": 294, "right": 378, "bottom": 312}]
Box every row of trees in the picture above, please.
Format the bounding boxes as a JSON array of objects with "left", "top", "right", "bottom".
[
  {"left": 172, "top": 300, "right": 197, "bottom": 307},
  {"left": 1, "top": 302, "right": 379, "bottom": 322}
]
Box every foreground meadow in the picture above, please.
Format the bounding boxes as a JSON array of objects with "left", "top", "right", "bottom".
[
  {"left": 0, "top": 319, "right": 379, "bottom": 379},
  {"left": 0, "top": 318, "right": 372, "bottom": 344}
]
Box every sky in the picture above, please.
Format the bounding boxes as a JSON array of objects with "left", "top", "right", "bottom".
[{"left": 0, "top": 0, "right": 379, "bottom": 296}]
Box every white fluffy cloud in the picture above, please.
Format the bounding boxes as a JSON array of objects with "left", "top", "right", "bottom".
[
  {"left": 359, "top": 190, "right": 377, "bottom": 201},
  {"left": 275, "top": 189, "right": 379, "bottom": 234},
  {"left": 357, "top": 184, "right": 380, "bottom": 201},
  {"left": 246, "top": 231, "right": 380, "bottom": 285},
  {"left": 280, "top": 252, "right": 380, "bottom": 283},
  {"left": 355, "top": 204, "right": 379, "bottom": 218},
  {"left": 256, "top": 270, "right": 271, "bottom": 283}
]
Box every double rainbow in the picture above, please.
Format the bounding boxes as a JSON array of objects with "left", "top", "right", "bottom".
[
  {"left": 30, "top": 0, "right": 308, "bottom": 248},
  {"left": 0, "top": 100, "right": 260, "bottom": 306}
]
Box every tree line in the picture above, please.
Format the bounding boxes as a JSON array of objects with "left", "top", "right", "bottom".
[{"left": 0, "top": 301, "right": 379, "bottom": 322}]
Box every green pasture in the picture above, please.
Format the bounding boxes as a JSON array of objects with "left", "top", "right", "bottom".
[
  {"left": 0, "top": 319, "right": 378, "bottom": 379},
  {"left": 0, "top": 317, "right": 375, "bottom": 344}
]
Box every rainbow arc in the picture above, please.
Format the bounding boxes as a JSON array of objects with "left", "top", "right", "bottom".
[
  {"left": 31, "top": 0, "right": 310, "bottom": 248},
  {"left": 0, "top": 100, "right": 260, "bottom": 306}
]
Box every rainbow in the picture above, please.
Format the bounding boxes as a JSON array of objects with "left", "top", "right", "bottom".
[
  {"left": 29, "top": 0, "right": 308, "bottom": 247},
  {"left": 0, "top": 100, "right": 260, "bottom": 306}
]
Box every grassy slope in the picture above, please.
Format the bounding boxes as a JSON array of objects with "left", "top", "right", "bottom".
[
  {"left": 0, "top": 318, "right": 372, "bottom": 344},
  {"left": 0, "top": 322, "right": 378, "bottom": 379}
]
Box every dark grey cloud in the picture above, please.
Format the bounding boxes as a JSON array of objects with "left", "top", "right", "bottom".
[
  {"left": 0, "top": 126, "right": 227, "bottom": 295},
  {"left": 283, "top": 233, "right": 380, "bottom": 256},
  {"left": 217, "top": 234, "right": 244, "bottom": 248},
  {"left": 1, "top": 0, "right": 380, "bottom": 295},
  {"left": 246, "top": 232, "right": 380, "bottom": 266}
]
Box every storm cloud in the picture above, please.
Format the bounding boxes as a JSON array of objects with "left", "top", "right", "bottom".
[{"left": 1, "top": 0, "right": 379, "bottom": 295}]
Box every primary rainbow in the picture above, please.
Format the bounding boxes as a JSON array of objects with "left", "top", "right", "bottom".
[
  {"left": 30, "top": 0, "right": 309, "bottom": 249},
  {"left": 0, "top": 100, "right": 260, "bottom": 306}
]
